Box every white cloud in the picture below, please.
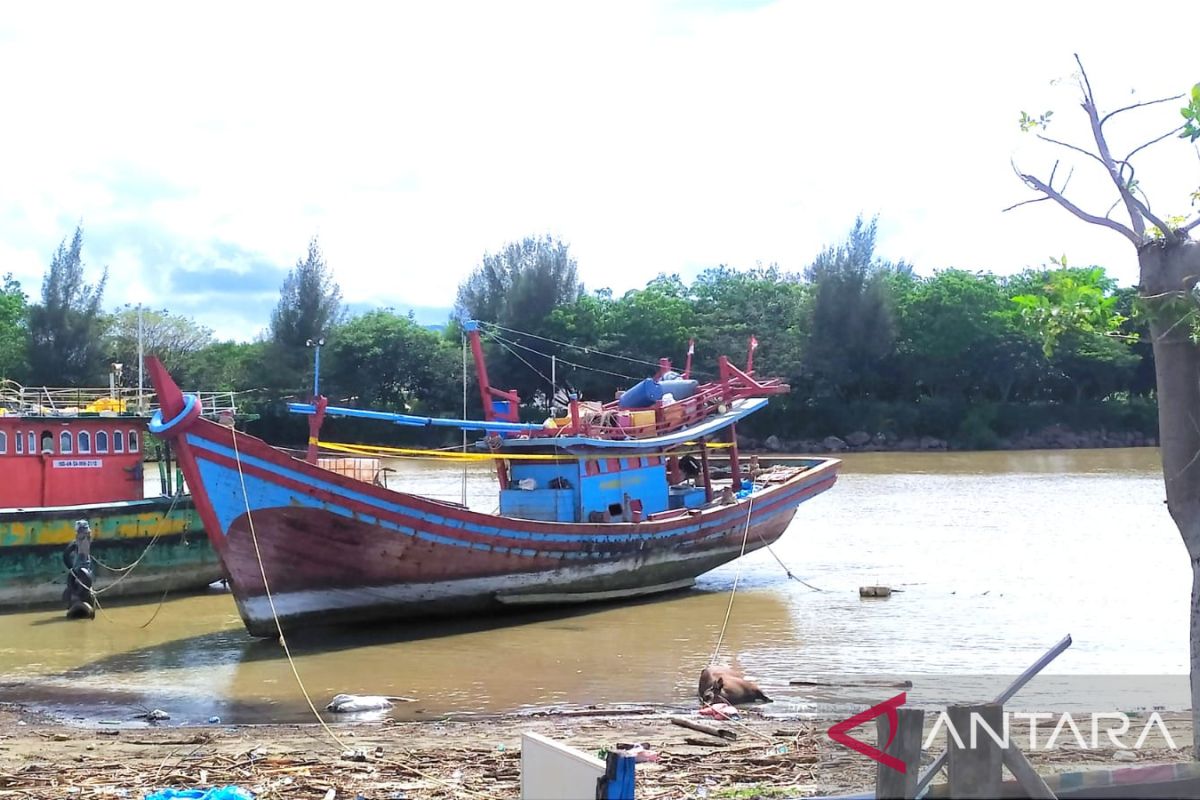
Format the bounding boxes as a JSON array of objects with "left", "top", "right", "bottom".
[{"left": 0, "top": 0, "right": 1196, "bottom": 339}]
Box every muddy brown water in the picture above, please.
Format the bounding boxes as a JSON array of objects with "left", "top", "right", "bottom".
[{"left": 0, "top": 448, "right": 1188, "bottom": 725}]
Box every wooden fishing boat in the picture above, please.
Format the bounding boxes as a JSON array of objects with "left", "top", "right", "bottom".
[
  {"left": 0, "top": 381, "right": 227, "bottom": 609},
  {"left": 145, "top": 323, "right": 840, "bottom": 638}
]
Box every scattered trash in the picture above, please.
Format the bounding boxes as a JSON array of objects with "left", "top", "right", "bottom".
[
  {"left": 340, "top": 749, "right": 368, "bottom": 762},
  {"left": 138, "top": 709, "right": 171, "bottom": 722},
  {"left": 699, "top": 702, "right": 739, "bottom": 720},
  {"left": 326, "top": 693, "right": 414, "bottom": 713},
  {"left": 208, "top": 716, "right": 221, "bottom": 724},
  {"left": 144, "top": 786, "right": 254, "bottom": 800},
  {"left": 621, "top": 744, "right": 660, "bottom": 763},
  {"left": 451, "top": 769, "right": 463, "bottom": 782},
  {"left": 16, "top": 720, "right": 26, "bottom": 726},
  {"left": 859, "top": 585, "right": 892, "bottom": 598},
  {"left": 322, "top": 789, "right": 336, "bottom": 800},
  {"left": 1114, "top": 749, "right": 1137, "bottom": 762}
]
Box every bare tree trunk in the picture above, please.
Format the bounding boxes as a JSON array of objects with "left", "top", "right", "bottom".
[{"left": 1139, "top": 238, "right": 1200, "bottom": 752}]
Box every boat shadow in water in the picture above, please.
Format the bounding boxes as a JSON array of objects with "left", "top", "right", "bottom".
[
  {"left": 23, "top": 587, "right": 806, "bottom": 724},
  {"left": 56, "top": 585, "right": 735, "bottom": 679}
]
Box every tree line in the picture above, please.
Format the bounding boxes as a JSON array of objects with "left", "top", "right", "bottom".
[{"left": 0, "top": 220, "right": 1154, "bottom": 448}]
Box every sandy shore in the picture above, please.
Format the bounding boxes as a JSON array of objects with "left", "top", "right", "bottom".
[{"left": 0, "top": 702, "right": 1194, "bottom": 799}]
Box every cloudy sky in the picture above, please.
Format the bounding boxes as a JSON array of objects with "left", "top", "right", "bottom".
[{"left": 1, "top": 1, "right": 1196, "bottom": 341}]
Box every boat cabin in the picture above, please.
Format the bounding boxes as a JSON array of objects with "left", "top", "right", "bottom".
[
  {"left": 0, "top": 415, "right": 144, "bottom": 508},
  {"left": 499, "top": 453, "right": 703, "bottom": 524}
]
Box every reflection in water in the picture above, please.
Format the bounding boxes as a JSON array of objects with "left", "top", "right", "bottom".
[{"left": 0, "top": 447, "right": 1188, "bottom": 723}]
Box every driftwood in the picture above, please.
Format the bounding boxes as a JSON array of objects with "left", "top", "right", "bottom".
[
  {"left": 669, "top": 716, "right": 737, "bottom": 740},
  {"left": 790, "top": 679, "right": 913, "bottom": 689},
  {"left": 683, "top": 736, "right": 729, "bottom": 748}
]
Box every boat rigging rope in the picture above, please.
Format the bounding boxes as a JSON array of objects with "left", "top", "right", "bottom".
[
  {"left": 478, "top": 321, "right": 714, "bottom": 378},
  {"left": 482, "top": 330, "right": 558, "bottom": 387},
  {"left": 227, "top": 424, "right": 493, "bottom": 799},
  {"left": 485, "top": 329, "right": 638, "bottom": 382}
]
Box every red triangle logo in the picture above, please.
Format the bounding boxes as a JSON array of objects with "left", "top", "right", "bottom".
[{"left": 827, "top": 692, "right": 908, "bottom": 773}]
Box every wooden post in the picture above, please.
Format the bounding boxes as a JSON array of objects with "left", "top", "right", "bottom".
[
  {"left": 596, "top": 750, "right": 636, "bottom": 799},
  {"left": 875, "top": 707, "right": 925, "bottom": 799},
  {"left": 947, "top": 703, "right": 1003, "bottom": 799},
  {"left": 699, "top": 438, "right": 713, "bottom": 502}
]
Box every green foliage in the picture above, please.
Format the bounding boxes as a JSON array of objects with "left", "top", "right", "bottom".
[
  {"left": 0, "top": 273, "right": 29, "bottom": 381},
  {"left": 1019, "top": 110, "right": 1054, "bottom": 132},
  {"left": 454, "top": 234, "right": 583, "bottom": 326},
  {"left": 803, "top": 215, "right": 908, "bottom": 398},
  {"left": 1010, "top": 265, "right": 1128, "bottom": 356},
  {"left": 176, "top": 340, "right": 265, "bottom": 392},
  {"left": 1180, "top": 83, "right": 1200, "bottom": 142},
  {"left": 267, "top": 237, "right": 346, "bottom": 395},
  {"left": 27, "top": 226, "right": 110, "bottom": 385},
  {"left": 689, "top": 264, "right": 807, "bottom": 382},
  {"left": 454, "top": 234, "right": 584, "bottom": 404},
  {"left": 104, "top": 305, "right": 214, "bottom": 387},
  {"left": 270, "top": 237, "right": 345, "bottom": 348},
  {"left": 893, "top": 269, "right": 1016, "bottom": 398},
  {"left": 325, "top": 310, "right": 460, "bottom": 414}
]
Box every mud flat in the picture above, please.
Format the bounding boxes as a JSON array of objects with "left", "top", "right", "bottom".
[{"left": 0, "top": 703, "right": 1191, "bottom": 799}]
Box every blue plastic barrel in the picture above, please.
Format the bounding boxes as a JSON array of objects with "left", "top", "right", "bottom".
[
  {"left": 618, "top": 378, "right": 664, "bottom": 409},
  {"left": 657, "top": 379, "right": 699, "bottom": 400}
]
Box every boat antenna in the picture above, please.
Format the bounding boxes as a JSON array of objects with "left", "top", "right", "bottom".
[{"left": 137, "top": 303, "right": 144, "bottom": 413}]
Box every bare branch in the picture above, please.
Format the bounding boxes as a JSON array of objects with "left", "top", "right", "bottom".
[
  {"left": 1184, "top": 217, "right": 1200, "bottom": 234},
  {"left": 1015, "top": 168, "right": 1140, "bottom": 244},
  {"left": 1037, "top": 133, "right": 1107, "bottom": 168},
  {"left": 1100, "top": 94, "right": 1186, "bottom": 128},
  {"left": 1126, "top": 125, "right": 1188, "bottom": 163},
  {"left": 1073, "top": 54, "right": 1159, "bottom": 241},
  {"left": 1074, "top": 53, "right": 1095, "bottom": 107},
  {"left": 1002, "top": 196, "right": 1051, "bottom": 213}
]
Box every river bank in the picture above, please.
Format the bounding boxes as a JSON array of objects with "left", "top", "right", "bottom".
[
  {"left": 740, "top": 425, "right": 1157, "bottom": 455},
  {"left": 0, "top": 703, "right": 1191, "bottom": 799}
]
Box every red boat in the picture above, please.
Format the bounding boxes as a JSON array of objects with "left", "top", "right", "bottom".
[{"left": 145, "top": 324, "right": 840, "bottom": 638}]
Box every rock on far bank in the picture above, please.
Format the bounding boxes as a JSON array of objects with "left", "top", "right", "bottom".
[{"left": 844, "top": 431, "right": 871, "bottom": 447}]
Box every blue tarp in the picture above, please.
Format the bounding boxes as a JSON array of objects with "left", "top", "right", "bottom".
[{"left": 145, "top": 787, "right": 254, "bottom": 800}]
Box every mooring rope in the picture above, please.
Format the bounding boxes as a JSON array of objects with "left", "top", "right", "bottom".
[
  {"left": 91, "top": 491, "right": 184, "bottom": 591},
  {"left": 755, "top": 533, "right": 825, "bottom": 592},
  {"left": 709, "top": 491, "right": 756, "bottom": 666},
  {"left": 228, "top": 424, "right": 493, "bottom": 799}
]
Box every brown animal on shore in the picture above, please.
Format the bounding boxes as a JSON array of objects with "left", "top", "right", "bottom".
[{"left": 698, "top": 666, "right": 771, "bottom": 705}]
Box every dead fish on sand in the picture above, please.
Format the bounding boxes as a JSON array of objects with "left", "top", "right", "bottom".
[{"left": 326, "top": 693, "right": 416, "bottom": 713}]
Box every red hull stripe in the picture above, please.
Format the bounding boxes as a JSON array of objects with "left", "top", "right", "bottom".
[
  {"left": 193, "top": 444, "right": 834, "bottom": 557},
  {"left": 184, "top": 433, "right": 836, "bottom": 554}
]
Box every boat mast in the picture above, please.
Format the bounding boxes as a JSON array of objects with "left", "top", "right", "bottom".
[
  {"left": 717, "top": 355, "right": 742, "bottom": 489},
  {"left": 463, "top": 320, "right": 522, "bottom": 488}
]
